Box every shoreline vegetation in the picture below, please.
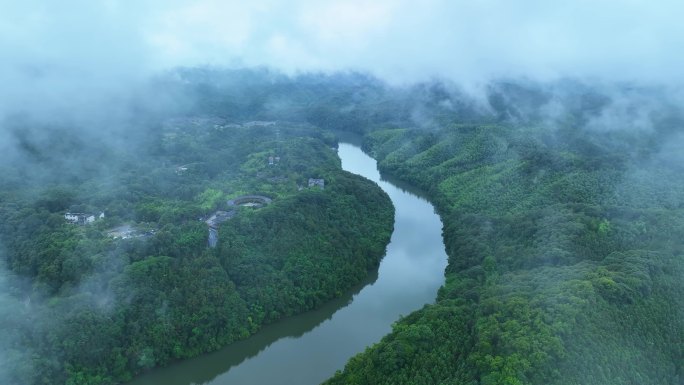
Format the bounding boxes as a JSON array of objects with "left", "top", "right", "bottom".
[
  {"left": 325, "top": 125, "right": 684, "bottom": 385},
  {"left": 1, "top": 68, "right": 682, "bottom": 385},
  {"left": 0, "top": 120, "right": 394, "bottom": 384}
]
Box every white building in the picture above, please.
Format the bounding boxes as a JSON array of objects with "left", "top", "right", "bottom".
[
  {"left": 64, "top": 213, "right": 82, "bottom": 223},
  {"left": 65, "top": 212, "right": 104, "bottom": 225}
]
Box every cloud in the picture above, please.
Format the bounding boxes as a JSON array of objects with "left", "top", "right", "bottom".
[
  {"left": 5, "top": 1, "right": 681, "bottom": 84},
  {"left": 0, "top": 1, "right": 152, "bottom": 122},
  {"left": 0, "top": 0, "right": 682, "bottom": 125},
  {"left": 139, "top": 0, "right": 684, "bottom": 85}
]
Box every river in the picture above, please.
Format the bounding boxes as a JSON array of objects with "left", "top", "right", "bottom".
[{"left": 129, "top": 142, "right": 448, "bottom": 385}]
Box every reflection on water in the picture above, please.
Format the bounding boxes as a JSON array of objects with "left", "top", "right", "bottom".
[{"left": 129, "top": 142, "right": 448, "bottom": 385}]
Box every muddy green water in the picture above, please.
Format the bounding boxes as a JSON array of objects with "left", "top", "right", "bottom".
[{"left": 128, "top": 142, "right": 448, "bottom": 385}]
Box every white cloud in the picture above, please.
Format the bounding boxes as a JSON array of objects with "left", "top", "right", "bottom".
[
  {"left": 145, "top": 0, "right": 266, "bottom": 67},
  {"left": 298, "top": 1, "right": 395, "bottom": 45},
  {"left": 1, "top": 0, "right": 684, "bottom": 101}
]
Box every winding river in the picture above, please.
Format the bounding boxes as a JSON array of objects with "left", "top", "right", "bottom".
[{"left": 129, "top": 142, "right": 448, "bottom": 385}]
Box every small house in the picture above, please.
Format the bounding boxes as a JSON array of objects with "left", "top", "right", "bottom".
[
  {"left": 64, "top": 212, "right": 103, "bottom": 225},
  {"left": 64, "top": 213, "right": 82, "bottom": 224}
]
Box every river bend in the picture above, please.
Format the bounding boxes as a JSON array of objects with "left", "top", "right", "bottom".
[{"left": 129, "top": 142, "right": 448, "bottom": 385}]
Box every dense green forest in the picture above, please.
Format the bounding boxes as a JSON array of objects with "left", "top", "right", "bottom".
[
  {"left": 163, "top": 69, "right": 684, "bottom": 384},
  {"left": 325, "top": 116, "right": 684, "bottom": 383},
  {"left": 2, "top": 67, "right": 682, "bottom": 385},
  {"left": 0, "top": 117, "right": 393, "bottom": 384}
]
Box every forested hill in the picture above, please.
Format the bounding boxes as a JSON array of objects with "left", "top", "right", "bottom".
[
  {"left": 0, "top": 120, "right": 394, "bottom": 384},
  {"left": 2, "top": 67, "right": 682, "bottom": 385},
  {"left": 325, "top": 122, "right": 684, "bottom": 384},
  {"left": 169, "top": 69, "right": 684, "bottom": 384}
]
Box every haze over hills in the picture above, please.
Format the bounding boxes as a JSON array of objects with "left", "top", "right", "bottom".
[{"left": 1, "top": 1, "right": 683, "bottom": 385}]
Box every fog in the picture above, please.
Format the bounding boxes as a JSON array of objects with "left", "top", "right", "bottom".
[
  {"left": 1, "top": 1, "right": 682, "bottom": 139},
  {"left": 1, "top": 1, "right": 683, "bottom": 384},
  {"left": 1, "top": 1, "right": 681, "bottom": 145},
  {"left": 3, "top": 1, "right": 683, "bottom": 93}
]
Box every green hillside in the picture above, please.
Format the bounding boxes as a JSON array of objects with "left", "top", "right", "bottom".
[
  {"left": 0, "top": 122, "right": 393, "bottom": 385},
  {"left": 326, "top": 123, "right": 684, "bottom": 385}
]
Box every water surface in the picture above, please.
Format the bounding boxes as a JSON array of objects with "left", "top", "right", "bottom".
[{"left": 129, "top": 142, "right": 448, "bottom": 385}]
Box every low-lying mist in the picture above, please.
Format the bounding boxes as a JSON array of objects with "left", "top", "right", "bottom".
[{"left": 1, "top": 1, "right": 683, "bottom": 384}]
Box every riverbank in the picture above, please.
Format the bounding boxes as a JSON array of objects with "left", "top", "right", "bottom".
[
  {"left": 127, "top": 142, "right": 448, "bottom": 385},
  {"left": 326, "top": 126, "right": 684, "bottom": 385}
]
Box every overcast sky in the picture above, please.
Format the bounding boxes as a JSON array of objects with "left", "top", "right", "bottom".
[{"left": 0, "top": 0, "right": 682, "bottom": 110}]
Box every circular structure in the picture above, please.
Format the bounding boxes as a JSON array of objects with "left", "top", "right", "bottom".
[{"left": 227, "top": 195, "right": 273, "bottom": 208}]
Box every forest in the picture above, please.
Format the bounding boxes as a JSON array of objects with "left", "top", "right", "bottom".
[
  {"left": 1, "top": 67, "right": 683, "bottom": 385},
  {"left": 3, "top": 0, "right": 684, "bottom": 383},
  {"left": 325, "top": 85, "right": 684, "bottom": 384},
  {"left": 0, "top": 115, "right": 394, "bottom": 384}
]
